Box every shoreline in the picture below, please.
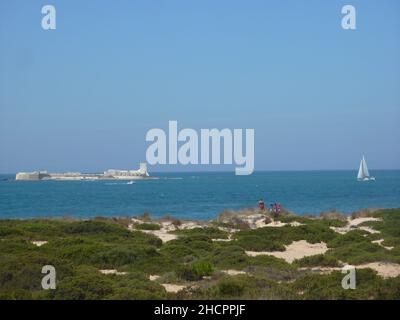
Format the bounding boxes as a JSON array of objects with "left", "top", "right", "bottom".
[{"left": 0, "top": 206, "right": 387, "bottom": 221}]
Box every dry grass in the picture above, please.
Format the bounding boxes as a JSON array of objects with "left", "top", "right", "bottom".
[
  {"left": 351, "top": 208, "right": 381, "bottom": 219},
  {"left": 171, "top": 219, "right": 182, "bottom": 228},
  {"left": 111, "top": 217, "right": 132, "bottom": 228},
  {"left": 217, "top": 210, "right": 252, "bottom": 230},
  {"left": 319, "top": 210, "right": 347, "bottom": 221},
  {"left": 137, "top": 212, "right": 152, "bottom": 222}
]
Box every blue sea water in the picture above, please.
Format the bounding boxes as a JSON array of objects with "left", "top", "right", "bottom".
[{"left": 0, "top": 171, "right": 400, "bottom": 220}]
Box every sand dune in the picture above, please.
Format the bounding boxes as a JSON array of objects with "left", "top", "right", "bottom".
[
  {"left": 161, "top": 283, "right": 187, "bottom": 293},
  {"left": 246, "top": 240, "right": 328, "bottom": 263},
  {"left": 303, "top": 262, "right": 400, "bottom": 278},
  {"left": 330, "top": 217, "right": 382, "bottom": 234}
]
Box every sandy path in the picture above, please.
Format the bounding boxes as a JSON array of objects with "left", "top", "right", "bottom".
[
  {"left": 237, "top": 213, "right": 305, "bottom": 229},
  {"left": 372, "top": 239, "right": 394, "bottom": 250},
  {"left": 356, "top": 262, "right": 400, "bottom": 278},
  {"left": 349, "top": 217, "right": 381, "bottom": 227},
  {"left": 303, "top": 262, "right": 400, "bottom": 278},
  {"left": 265, "top": 221, "right": 287, "bottom": 227},
  {"left": 246, "top": 240, "right": 328, "bottom": 263},
  {"left": 330, "top": 217, "right": 382, "bottom": 234},
  {"left": 130, "top": 219, "right": 208, "bottom": 243},
  {"left": 161, "top": 283, "right": 187, "bottom": 293},
  {"left": 142, "top": 230, "right": 178, "bottom": 243}
]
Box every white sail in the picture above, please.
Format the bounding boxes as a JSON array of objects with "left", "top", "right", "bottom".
[
  {"left": 361, "top": 156, "right": 370, "bottom": 177},
  {"left": 357, "top": 158, "right": 364, "bottom": 180},
  {"left": 357, "top": 155, "right": 374, "bottom": 181}
]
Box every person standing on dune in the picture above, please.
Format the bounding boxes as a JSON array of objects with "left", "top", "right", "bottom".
[{"left": 258, "top": 199, "right": 265, "bottom": 211}]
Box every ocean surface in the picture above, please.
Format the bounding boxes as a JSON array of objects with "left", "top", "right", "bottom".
[{"left": 1, "top": 171, "right": 400, "bottom": 220}]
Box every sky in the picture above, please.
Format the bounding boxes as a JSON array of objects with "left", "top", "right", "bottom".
[{"left": 0, "top": 0, "right": 399, "bottom": 173}]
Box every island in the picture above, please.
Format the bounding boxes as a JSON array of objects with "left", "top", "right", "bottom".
[{"left": 15, "top": 163, "right": 151, "bottom": 181}]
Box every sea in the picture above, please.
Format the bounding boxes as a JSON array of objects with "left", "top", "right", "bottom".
[{"left": 1, "top": 170, "right": 400, "bottom": 220}]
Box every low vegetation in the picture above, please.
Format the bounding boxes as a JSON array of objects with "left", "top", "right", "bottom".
[
  {"left": 0, "top": 209, "right": 399, "bottom": 300},
  {"left": 134, "top": 223, "right": 161, "bottom": 231}
]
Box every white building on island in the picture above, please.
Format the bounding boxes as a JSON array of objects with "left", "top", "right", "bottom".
[
  {"left": 15, "top": 163, "right": 150, "bottom": 181},
  {"left": 103, "top": 163, "right": 149, "bottom": 179}
]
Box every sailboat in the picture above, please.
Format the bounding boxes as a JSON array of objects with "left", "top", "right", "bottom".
[{"left": 357, "top": 155, "right": 375, "bottom": 181}]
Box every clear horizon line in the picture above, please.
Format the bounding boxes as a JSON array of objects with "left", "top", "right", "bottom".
[{"left": 2, "top": 168, "right": 400, "bottom": 175}]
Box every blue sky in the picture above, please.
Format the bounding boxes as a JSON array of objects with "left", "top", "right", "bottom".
[{"left": 0, "top": 0, "right": 399, "bottom": 172}]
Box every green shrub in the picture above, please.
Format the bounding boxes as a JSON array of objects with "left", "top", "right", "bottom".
[
  {"left": 50, "top": 274, "right": 114, "bottom": 300},
  {"left": 1, "top": 210, "right": 399, "bottom": 300},
  {"left": 290, "top": 268, "right": 387, "bottom": 299},
  {"left": 236, "top": 235, "right": 285, "bottom": 251},
  {"left": 131, "top": 255, "right": 180, "bottom": 274},
  {"left": 329, "top": 242, "right": 388, "bottom": 265},
  {"left": 177, "top": 262, "right": 214, "bottom": 281},
  {"left": 327, "top": 230, "right": 369, "bottom": 248},
  {"left": 234, "top": 222, "right": 337, "bottom": 247},
  {"left": 173, "top": 227, "right": 229, "bottom": 239},
  {"left": 135, "top": 223, "right": 161, "bottom": 231},
  {"left": 217, "top": 277, "right": 246, "bottom": 297},
  {"left": 294, "top": 254, "right": 340, "bottom": 267},
  {"left": 192, "top": 262, "right": 213, "bottom": 277},
  {"left": 108, "top": 288, "right": 166, "bottom": 300},
  {"left": 92, "top": 246, "right": 159, "bottom": 268},
  {"left": 177, "top": 265, "right": 199, "bottom": 281},
  {"left": 208, "top": 245, "right": 248, "bottom": 269},
  {"left": 247, "top": 255, "right": 294, "bottom": 271},
  {"left": 61, "top": 220, "right": 130, "bottom": 236},
  {"left": 0, "top": 289, "right": 33, "bottom": 300},
  {"left": 159, "top": 245, "right": 197, "bottom": 261}
]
